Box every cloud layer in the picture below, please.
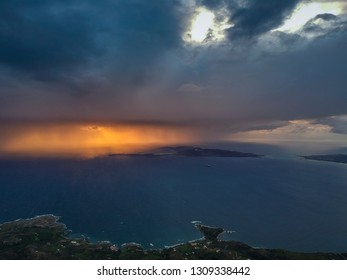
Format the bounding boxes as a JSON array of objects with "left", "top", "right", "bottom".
[{"left": 0, "top": 0, "right": 347, "bottom": 138}]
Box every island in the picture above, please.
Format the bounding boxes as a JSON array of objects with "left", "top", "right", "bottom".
[
  {"left": 301, "top": 154, "right": 347, "bottom": 164},
  {"left": 1, "top": 215, "right": 346, "bottom": 260},
  {"left": 109, "top": 146, "right": 263, "bottom": 158}
]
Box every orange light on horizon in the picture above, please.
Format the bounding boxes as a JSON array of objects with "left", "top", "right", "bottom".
[{"left": 0, "top": 123, "right": 199, "bottom": 157}]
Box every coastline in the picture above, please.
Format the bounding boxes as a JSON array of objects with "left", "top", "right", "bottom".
[{"left": 1, "top": 215, "right": 346, "bottom": 260}]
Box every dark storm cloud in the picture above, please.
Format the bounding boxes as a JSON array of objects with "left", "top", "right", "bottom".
[
  {"left": 93, "top": 0, "right": 184, "bottom": 84},
  {"left": 0, "top": 0, "right": 184, "bottom": 88},
  {"left": 314, "top": 13, "right": 338, "bottom": 21},
  {"left": 229, "top": 0, "right": 301, "bottom": 39},
  {"left": 200, "top": 0, "right": 301, "bottom": 40},
  {"left": 0, "top": 1, "right": 98, "bottom": 81},
  {"left": 0, "top": 0, "right": 302, "bottom": 88}
]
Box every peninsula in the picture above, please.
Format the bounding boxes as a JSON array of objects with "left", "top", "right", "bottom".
[{"left": 301, "top": 154, "right": 347, "bottom": 164}]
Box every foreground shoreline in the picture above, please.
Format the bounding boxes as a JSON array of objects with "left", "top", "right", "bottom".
[{"left": 1, "top": 215, "right": 346, "bottom": 260}]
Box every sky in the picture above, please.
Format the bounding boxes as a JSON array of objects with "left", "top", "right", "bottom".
[{"left": 1, "top": 0, "right": 347, "bottom": 155}]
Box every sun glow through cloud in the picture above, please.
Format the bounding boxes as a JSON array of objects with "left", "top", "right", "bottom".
[
  {"left": 185, "top": 7, "right": 232, "bottom": 44},
  {"left": 276, "top": 1, "right": 345, "bottom": 33},
  {"left": 190, "top": 9, "right": 215, "bottom": 42}
]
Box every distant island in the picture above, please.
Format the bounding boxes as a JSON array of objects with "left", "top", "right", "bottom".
[
  {"left": 301, "top": 154, "right": 347, "bottom": 164},
  {"left": 1, "top": 215, "right": 345, "bottom": 260},
  {"left": 109, "top": 146, "right": 263, "bottom": 158}
]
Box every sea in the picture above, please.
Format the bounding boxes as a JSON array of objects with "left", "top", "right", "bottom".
[{"left": 1, "top": 142, "right": 347, "bottom": 253}]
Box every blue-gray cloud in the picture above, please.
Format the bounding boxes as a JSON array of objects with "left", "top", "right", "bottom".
[
  {"left": 301, "top": 13, "right": 347, "bottom": 36},
  {"left": 313, "top": 115, "right": 347, "bottom": 134}
]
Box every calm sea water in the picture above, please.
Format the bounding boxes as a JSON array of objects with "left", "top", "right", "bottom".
[{"left": 0, "top": 154, "right": 347, "bottom": 253}]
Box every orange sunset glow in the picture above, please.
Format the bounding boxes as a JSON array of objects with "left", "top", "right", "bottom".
[{"left": 0, "top": 123, "right": 199, "bottom": 157}]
